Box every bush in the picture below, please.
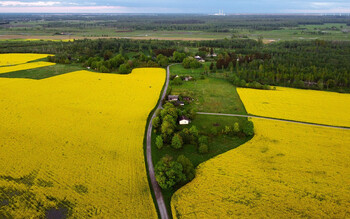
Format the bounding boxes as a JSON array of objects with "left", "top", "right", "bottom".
[
  {"left": 233, "top": 122, "right": 240, "bottom": 133},
  {"left": 222, "top": 125, "right": 232, "bottom": 135},
  {"left": 182, "top": 57, "right": 202, "bottom": 69},
  {"left": 173, "top": 77, "right": 183, "bottom": 85},
  {"left": 198, "top": 135, "right": 208, "bottom": 145},
  {"left": 243, "top": 120, "right": 254, "bottom": 136},
  {"left": 152, "top": 116, "right": 160, "bottom": 129},
  {"left": 99, "top": 65, "right": 110, "bottom": 73},
  {"left": 189, "top": 126, "right": 199, "bottom": 144},
  {"left": 262, "top": 84, "right": 271, "bottom": 90},
  {"left": 177, "top": 155, "right": 195, "bottom": 182},
  {"left": 198, "top": 143, "right": 209, "bottom": 154},
  {"left": 118, "top": 64, "right": 129, "bottom": 74},
  {"left": 180, "top": 128, "right": 191, "bottom": 144},
  {"left": 210, "top": 127, "right": 218, "bottom": 136},
  {"left": 156, "top": 135, "right": 163, "bottom": 149},
  {"left": 171, "top": 134, "right": 183, "bottom": 149}
]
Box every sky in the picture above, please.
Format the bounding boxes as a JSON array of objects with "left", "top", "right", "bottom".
[{"left": 0, "top": 0, "right": 350, "bottom": 14}]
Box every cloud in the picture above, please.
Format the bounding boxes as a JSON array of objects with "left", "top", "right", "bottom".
[
  {"left": 0, "top": 1, "right": 61, "bottom": 6},
  {"left": 285, "top": 8, "right": 350, "bottom": 13},
  {"left": 311, "top": 2, "right": 333, "bottom": 7}
]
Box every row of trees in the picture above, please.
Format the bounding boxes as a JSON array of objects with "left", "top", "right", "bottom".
[
  {"left": 2, "top": 38, "right": 349, "bottom": 91},
  {"left": 0, "top": 38, "right": 262, "bottom": 58}
]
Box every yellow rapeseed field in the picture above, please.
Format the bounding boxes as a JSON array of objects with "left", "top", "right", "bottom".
[
  {"left": 237, "top": 87, "right": 350, "bottom": 127},
  {"left": 0, "top": 39, "right": 72, "bottom": 42},
  {"left": 0, "top": 53, "right": 52, "bottom": 66},
  {"left": 0, "top": 61, "right": 56, "bottom": 74},
  {"left": 171, "top": 118, "right": 350, "bottom": 218},
  {"left": 0, "top": 68, "right": 165, "bottom": 218}
]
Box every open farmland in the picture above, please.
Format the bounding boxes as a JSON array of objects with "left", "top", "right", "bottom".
[
  {"left": 0, "top": 53, "right": 52, "bottom": 66},
  {"left": 0, "top": 61, "right": 56, "bottom": 74},
  {"left": 0, "top": 68, "right": 165, "bottom": 218},
  {"left": 171, "top": 118, "right": 350, "bottom": 218},
  {"left": 237, "top": 87, "right": 350, "bottom": 127},
  {"left": 0, "top": 53, "right": 55, "bottom": 75}
]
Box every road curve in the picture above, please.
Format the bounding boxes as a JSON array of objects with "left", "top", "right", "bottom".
[
  {"left": 197, "top": 112, "right": 350, "bottom": 130},
  {"left": 146, "top": 66, "right": 170, "bottom": 219}
]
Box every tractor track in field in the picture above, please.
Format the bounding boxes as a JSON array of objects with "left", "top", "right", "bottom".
[{"left": 196, "top": 112, "right": 350, "bottom": 130}]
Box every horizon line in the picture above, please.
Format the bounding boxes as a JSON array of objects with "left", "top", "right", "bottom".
[{"left": 1, "top": 12, "right": 350, "bottom": 15}]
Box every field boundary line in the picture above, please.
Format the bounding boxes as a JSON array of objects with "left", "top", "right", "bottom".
[{"left": 197, "top": 112, "right": 350, "bottom": 130}]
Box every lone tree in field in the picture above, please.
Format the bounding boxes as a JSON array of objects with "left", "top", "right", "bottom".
[{"left": 155, "top": 156, "right": 185, "bottom": 190}]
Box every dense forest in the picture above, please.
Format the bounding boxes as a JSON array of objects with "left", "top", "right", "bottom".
[
  {"left": 214, "top": 40, "right": 350, "bottom": 91},
  {"left": 0, "top": 38, "right": 349, "bottom": 92}
]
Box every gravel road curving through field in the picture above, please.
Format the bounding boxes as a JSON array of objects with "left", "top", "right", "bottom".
[{"left": 146, "top": 65, "right": 171, "bottom": 219}]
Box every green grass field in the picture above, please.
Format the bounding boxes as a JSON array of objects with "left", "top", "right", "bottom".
[
  {"left": 170, "top": 64, "right": 246, "bottom": 114},
  {"left": 1, "top": 22, "right": 349, "bottom": 41},
  {"left": 170, "top": 63, "right": 209, "bottom": 76},
  {"left": 0, "top": 64, "right": 85, "bottom": 80},
  {"left": 171, "top": 77, "right": 246, "bottom": 114}
]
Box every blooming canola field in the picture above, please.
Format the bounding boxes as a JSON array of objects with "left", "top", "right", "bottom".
[
  {"left": 171, "top": 118, "right": 350, "bottom": 218},
  {"left": 0, "top": 53, "right": 52, "bottom": 66},
  {"left": 0, "top": 68, "right": 165, "bottom": 218},
  {"left": 237, "top": 87, "right": 350, "bottom": 127}
]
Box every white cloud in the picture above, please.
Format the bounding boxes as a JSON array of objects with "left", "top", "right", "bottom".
[
  {"left": 0, "top": 1, "right": 61, "bottom": 7},
  {"left": 311, "top": 2, "right": 332, "bottom": 6},
  {"left": 284, "top": 8, "right": 350, "bottom": 13},
  {"left": 310, "top": 2, "right": 334, "bottom": 8}
]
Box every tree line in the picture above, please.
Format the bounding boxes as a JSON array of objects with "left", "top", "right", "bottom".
[{"left": 1, "top": 38, "right": 349, "bottom": 91}]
